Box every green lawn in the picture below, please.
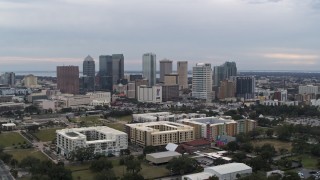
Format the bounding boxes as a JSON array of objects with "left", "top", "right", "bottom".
[
  {"left": 32, "top": 128, "right": 63, "bottom": 142},
  {"left": 115, "top": 115, "right": 132, "bottom": 123},
  {"left": 106, "top": 123, "right": 125, "bottom": 132},
  {"left": 251, "top": 139, "right": 292, "bottom": 153},
  {"left": 6, "top": 148, "right": 49, "bottom": 162},
  {"left": 288, "top": 154, "right": 318, "bottom": 169},
  {"left": 0, "top": 132, "right": 28, "bottom": 148},
  {"left": 67, "top": 159, "right": 169, "bottom": 179}
]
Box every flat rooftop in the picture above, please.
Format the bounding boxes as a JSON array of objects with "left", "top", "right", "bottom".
[
  {"left": 126, "top": 121, "right": 193, "bottom": 132},
  {"left": 147, "top": 151, "right": 181, "bottom": 158},
  {"left": 182, "top": 117, "right": 236, "bottom": 125}
]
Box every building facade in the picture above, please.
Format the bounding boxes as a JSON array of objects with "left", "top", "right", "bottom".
[
  {"left": 23, "top": 74, "right": 38, "bottom": 88},
  {"left": 159, "top": 59, "right": 173, "bottom": 83},
  {"left": 213, "top": 61, "right": 237, "bottom": 87},
  {"left": 142, "top": 53, "right": 156, "bottom": 86},
  {"left": 236, "top": 76, "right": 255, "bottom": 100},
  {"left": 57, "top": 66, "right": 79, "bottom": 94},
  {"left": 56, "top": 126, "right": 128, "bottom": 157},
  {"left": 137, "top": 85, "right": 162, "bottom": 103},
  {"left": 192, "top": 63, "right": 213, "bottom": 102},
  {"left": 177, "top": 61, "right": 188, "bottom": 89},
  {"left": 162, "top": 85, "right": 179, "bottom": 102},
  {"left": 99, "top": 54, "right": 124, "bottom": 91},
  {"left": 82, "top": 55, "right": 95, "bottom": 92},
  {"left": 126, "top": 121, "right": 194, "bottom": 147}
]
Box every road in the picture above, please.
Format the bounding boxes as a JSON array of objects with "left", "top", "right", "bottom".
[{"left": 0, "top": 161, "right": 15, "bottom": 180}]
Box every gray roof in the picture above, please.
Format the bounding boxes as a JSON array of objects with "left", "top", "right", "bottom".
[
  {"left": 84, "top": 55, "right": 94, "bottom": 61},
  {"left": 147, "top": 151, "right": 181, "bottom": 158},
  {"left": 205, "top": 163, "right": 252, "bottom": 175}
]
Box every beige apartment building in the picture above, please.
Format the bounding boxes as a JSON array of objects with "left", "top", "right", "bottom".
[{"left": 126, "top": 121, "right": 194, "bottom": 147}]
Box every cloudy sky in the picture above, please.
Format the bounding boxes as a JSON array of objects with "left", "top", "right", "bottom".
[{"left": 0, "top": 0, "right": 319, "bottom": 71}]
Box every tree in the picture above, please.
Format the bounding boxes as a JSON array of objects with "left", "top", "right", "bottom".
[
  {"left": 311, "top": 144, "right": 320, "bottom": 157},
  {"left": 126, "top": 159, "right": 141, "bottom": 174},
  {"left": 266, "top": 129, "right": 274, "bottom": 138},
  {"left": 232, "top": 152, "right": 247, "bottom": 163},
  {"left": 94, "top": 169, "right": 117, "bottom": 180},
  {"left": 240, "top": 142, "right": 254, "bottom": 153},
  {"left": 282, "top": 172, "right": 300, "bottom": 180},
  {"left": 0, "top": 152, "right": 12, "bottom": 164},
  {"left": 70, "top": 147, "right": 95, "bottom": 162},
  {"left": 226, "top": 141, "right": 239, "bottom": 152},
  {"left": 143, "top": 146, "right": 157, "bottom": 155},
  {"left": 208, "top": 175, "right": 219, "bottom": 180},
  {"left": 122, "top": 173, "right": 144, "bottom": 180},
  {"left": 90, "top": 157, "right": 113, "bottom": 172},
  {"left": 19, "top": 156, "right": 40, "bottom": 169},
  {"left": 260, "top": 144, "right": 276, "bottom": 162},
  {"left": 166, "top": 156, "right": 200, "bottom": 175}
]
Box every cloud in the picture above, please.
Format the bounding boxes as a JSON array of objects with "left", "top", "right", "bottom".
[
  {"left": 262, "top": 53, "right": 319, "bottom": 60},
  {"left": 244, "top": 0, "right": 283, "bottom": 4}
]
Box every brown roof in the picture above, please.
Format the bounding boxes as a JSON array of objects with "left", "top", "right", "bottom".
[{"left": 185, "top": 139, "right": 211, "bottom": 147}]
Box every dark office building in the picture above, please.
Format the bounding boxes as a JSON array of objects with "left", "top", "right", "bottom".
[
  {"left": 162, "top": 85, "right": 179, "bottom": 102},
  {"left": 99, "top": 54, "right": 124, "bottom": 91},
  {"left": 129, "top": 74, "right": 143, "bottom": 81},
  {"left": 236, "top": 76, "right": 255, "bottom": 100},
  {"left": 82, "top": 55, "right": 95, "bottom": 92}
]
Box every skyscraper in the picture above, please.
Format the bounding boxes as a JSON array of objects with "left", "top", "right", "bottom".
[
  {"left": 82, "top": 55, "right": 95, "bottom": 92},
  {"left": 236, "top": 76, "right": 255, "bottom": 100},
  {"left": 83, "top": 55, "right": 95, "bottom": 77},
  {"left": 177, "top": 61, "right": 188, "bottom": 89},
  {"left": 99, "top": 54, "right": 124, "bottom": 91},
  {"left": 57, "top": 66, "right": 79, "bottom": 94},
  {"left": 142, "top": 53, "right": 156, "bottom": 86},
  {"left": 213, "top": 61, "right": 237, "bottom": 86},
  {"left": 159, "top": 59, "right": 172, "bottom": 83},
  {"left": 192, "top": 63, "right": 213, "bottom": 102},
  {"left": 0, "top": 72, "right": 15, "bottom": 87}
]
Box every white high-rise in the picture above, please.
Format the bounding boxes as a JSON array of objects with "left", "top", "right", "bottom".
[
  {"left": 142, "top": 53, "right": 156, "bottom": 86},
  {"left": 192, "top": 63, "right": 213, "bottom": 102}
]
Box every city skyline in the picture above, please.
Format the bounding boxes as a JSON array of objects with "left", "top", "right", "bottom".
[{"left": 0, "top": 0, "right": 319, "bottom": 71}]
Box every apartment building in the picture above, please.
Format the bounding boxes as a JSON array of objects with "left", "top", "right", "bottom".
[
  {"left": 126, "top": 121, "right": 194, "bottom": 147},
  {"left": 56, "top": 126, "right": 128, "bottom": 157}
]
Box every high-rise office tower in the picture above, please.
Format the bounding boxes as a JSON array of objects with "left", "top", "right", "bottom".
[
  {"left": 82, "top": 55, "right": 95, "bottom": 92},
  {"left": 99, "top": 54, "right": 124, "bottom": 91},
  {"left": 57, "top": 66, "right": 79, "bottom": 94},
  {"left": 218, "top": 79, "right": 235, "bottom": 99},
  {"left": 192, "top": 63, "right": 213, "bottom": 102},
  {"left": 236, "top": 76, "right": 255, "bottom": 100},
  {"left": 159, "top": 59, "right": 172, "bottom": 83},
  {"left": 83, "top": 55, "right": 95, "bottom": 77},
  {"left": 213, "top": 61, "right": 237, "bottom": 86},
  {"left": 177, "top": 61, "right": 188, "bottom": 89},
  {"left": 142, "top": 53, "right": 156, "bottom": 86},
  {"left": 0, "top": 72, "right": 15, "bottom": 87}
]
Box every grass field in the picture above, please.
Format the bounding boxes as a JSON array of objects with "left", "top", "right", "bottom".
[
  {"left": 6, "top": 148, "right": 49, "bottom": 162},
  {"left": 288, "top": 154, "right": 319, "bottom": 169},
  {"left": 0, "top": 132, "right": 28, "bottom": 148},
  {"left": 67, "top": 159, "right": 169, "bottom": 179},
  {"left": 106, "top": 123, "right": 125, "bottom": 132},
  {"left": 115, "top": 115, "right": 132, "bottom": 123},
  {"left": 251, "top": 139, "right": 292, "bottom": 153},
  {"left": 32, "top": 128, "right": 63, "bottom": 142}
]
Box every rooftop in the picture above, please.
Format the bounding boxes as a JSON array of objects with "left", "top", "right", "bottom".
[
  {"left": 205, "top": 163, "right": 252, "bottom": 174},
  {"left": 147, "top": 151, "right": 181, "bottom": 158}
]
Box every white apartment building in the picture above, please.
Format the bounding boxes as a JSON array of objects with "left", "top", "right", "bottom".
[
  {"left": 192, "top": 63, "right": 213, "bottom": 102},
  {"left": 54, "top": 92, "right": 111, "bottom": 108},
  {"left": 56, "top": 126, "right": 128, "bottom": 157},
  {"left": 86, "top": 91, "right": 111, "bottom": 105},
  {"left": 132, "top": 112, "right": 206, "bottom": 123},
  {"left": 299, "top": 85, "right": 320, "bottom": 95},
  {"left": 33, "top": 99, "right": 56, "bottom": 111},
  {"left": 137, "top": 85, "right": 162, "bottom": 103}
]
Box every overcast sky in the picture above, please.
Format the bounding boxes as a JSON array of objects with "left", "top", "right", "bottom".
[{"left": 0, "top": 0, "right": 319, "bottom": 71}]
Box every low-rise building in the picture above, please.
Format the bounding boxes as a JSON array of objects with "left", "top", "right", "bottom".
[
  {"left": 146, "top": 151, "right": 181, "bottom": 164},
  {"left": 56, "top": 126, "right": 128, "bottom": 157},
  {"left": 33, "top": 99, "right": 56, "bottom": 111},
  {"left": 182, "top": 163, "right": 252, "bottom": 180},
  {"left": 126, "top": 121, "right": 194, "bottom": 147}
]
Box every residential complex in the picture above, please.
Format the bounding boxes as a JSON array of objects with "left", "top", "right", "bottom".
[
  {"left": 179, "top": 117, "right": 256, "bottom": 142},
  {"left": 56, "top": 126, "right": 128, "bottom": 157},
  {"left": 132, "top": 112, "right": 206, "bottom": 123},
  {"left": 126, "top": 121, "right": 194, "bottom": 147}
]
